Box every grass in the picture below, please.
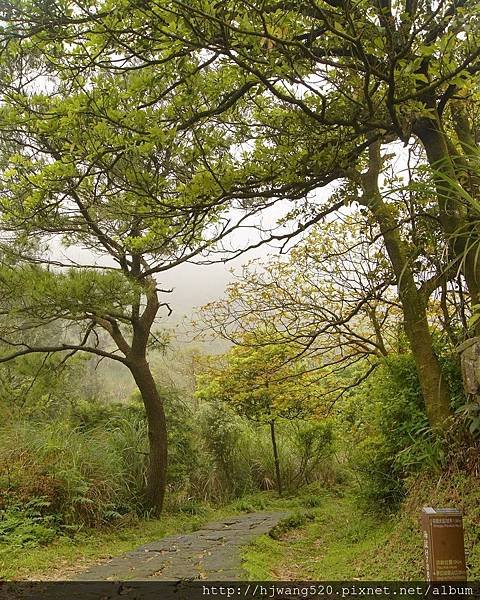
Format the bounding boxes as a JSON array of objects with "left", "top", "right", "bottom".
[
  {"left": 242, "top": 493, "right": 400, "bottom": 580},
  {"left": 0, "top": 488, "right": 413, "bottom": 581},
  {"left": 1, "top": 489, "right": 311, "bottom": 580},
  {"left": 5, "top": 472, "right": 479, "bottom": 581},
  {"left": 2, "top": 510, "right": 214, "bottom": 580},
  {"left": 242, "top": 471, "right": 480, "bottom": 581}
]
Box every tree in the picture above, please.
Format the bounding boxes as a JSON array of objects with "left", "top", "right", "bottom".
[
  {"left": 0, "top": 0, "right": 378, "bottom": 513},
  {"left": 0, "top": 0, "right": 478, "bottom": 505},
  {"left": 0, "top": 10, "right": 272, "bottom": 513},
  {"left": 355, "top": 142, "right": 453, "bottom": 426},
  {"left": 196, "top": 335, "right": 320, "bottom": 494},
  {"left": 174, "top": 0, "right": 480, "bottom": 288},
  {"left": 199, "top": 198, "right": 470, "bottom": 426},
  {"left": 171, "top": 0, "right": 480, "bottom": 426},
  {"left": 200, "top": 216, "right": 401, "bottom": 400}
]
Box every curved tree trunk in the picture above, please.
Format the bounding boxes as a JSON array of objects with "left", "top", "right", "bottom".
[
  {"left": 361, "top": 142, "right": 452, "bottom": 429},
  {"left": 399, "top": 289, "right": 452, "bottom": 427},
  {"left": 379, "top": 215, "right": 451, "bottom": 427},
  {"left": 129, "top": 358, "right": 168, "bottom": 515}
]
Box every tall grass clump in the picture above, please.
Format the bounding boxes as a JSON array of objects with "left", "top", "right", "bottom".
[
  {"left": 0, "top": 410, "right": 149, "bottom": 547},
  {"left": 0, "top": 378, "right": 344, "bottom": 547},
  {"left": 175, "top": 401, "right": 343, "bottom": 506}
]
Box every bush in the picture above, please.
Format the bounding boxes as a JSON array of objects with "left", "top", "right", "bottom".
[
  {"left": 193, "top": 401, "right": 341, "bottom": 502},
  {"left": 70, "top": 398, "right": 144, "bottom": 430},
  {"left": 269, "top": 511, "right": 316, "bottom": 540},
  {"left": 0, "top": 370, "right": 342, "bottom": 542},
  {"left": 349, "top": 433, "right": 405, "bottom": 510},
  {"left": 289, "top": 420, "right": 337, "bottom": 487},
  {"left": 195, "top": 401, "right": 260, "bottom": 501},
  {"left": 128, "top": 385, "right": 204, "bottom": 494},
  {"left": 0, "top": 498, "right": 62, "bottom": 548},
  {"left": 0, "top": 417, "right": 148, "bottom": 528},
  {"left": 343, "top": 353, "right": 451, "bottom": 511}
]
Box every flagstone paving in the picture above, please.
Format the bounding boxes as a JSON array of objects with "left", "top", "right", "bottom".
[{"left": 73, "top": 511, "right": 288, "bottom": 581}]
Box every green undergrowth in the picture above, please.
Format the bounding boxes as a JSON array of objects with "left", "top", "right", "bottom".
[
  {"left": 5, "top": 471, "right": 479, "bottom": 581},
  {"left": 242, "top": 493, "right": 392, "bottom": 580},
  {"left": 2, "top": 509, "right": 210, "bottom": 580},
  {"left": 242, "top": 471, "right": 480, "bottom": 580},
  {"left": 2, "top": 489, "right": 313, "bottom": 580},
  {"left": 359, "top": 470, "right": 480, "bottom": 580}
]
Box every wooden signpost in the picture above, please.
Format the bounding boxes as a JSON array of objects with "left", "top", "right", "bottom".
[{"left": 422, "top": 507, "right": 467, "bottom": 581}]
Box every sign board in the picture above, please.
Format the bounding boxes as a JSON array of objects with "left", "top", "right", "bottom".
[{"left": 421, "top": 507, "right": 467, "bottom": 581}]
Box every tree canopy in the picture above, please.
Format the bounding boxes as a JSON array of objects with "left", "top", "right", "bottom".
[{"left": 1, "top": 0, "right": 480, "bottom": 511}]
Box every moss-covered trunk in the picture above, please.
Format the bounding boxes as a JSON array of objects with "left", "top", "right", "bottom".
[
  {"left": 362, "top": 142, "right": 452, "bottom": 428},
  {"left": 415, "top": 116, "right": 480, "bottom": 308}
]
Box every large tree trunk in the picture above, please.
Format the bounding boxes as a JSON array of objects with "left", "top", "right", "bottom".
[
  {"left": 129, "top": 358, "right": 168, "bottom": 515},
  {"left": 269, "top": 420, "right": 283, "bottom": 495},
  {"left": 378, "top": 207, "right": 451, "bottom": 427},
  {"left": 399, "top": 286, "right": 452, "bottom": 427},
  {"left": 415, "top": 116, "right": 480, "bottom": 307},
  {"left": 362, "top": 143, "right": 452, "bottom": 428}
]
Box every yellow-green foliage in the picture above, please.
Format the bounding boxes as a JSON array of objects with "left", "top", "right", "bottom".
[{"left": 196, "top": 336, "right": 322, "bottom": 423}]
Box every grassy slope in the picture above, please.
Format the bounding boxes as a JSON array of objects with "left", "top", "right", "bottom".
[
  {"left": 242, "top": 494, "right": 398, "bottom": 580},
  {"left": 358, "top": 470, "right": 480, "bottom": 580},
  {"left": 243, "top": 472, "right": 480, "bottom": 581}
]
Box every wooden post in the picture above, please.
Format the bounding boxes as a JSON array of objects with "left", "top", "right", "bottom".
[{"left": 422, "top": 507, "right": 467, "bottom": 581}]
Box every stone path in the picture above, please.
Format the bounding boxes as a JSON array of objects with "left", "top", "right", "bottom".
[{"left": 73, "top": 511, "right": 287, "bottom": 581}]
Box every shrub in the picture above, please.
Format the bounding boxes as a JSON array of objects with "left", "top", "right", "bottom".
[
  {"left": 269, "top": 511, "right": 316, "bottom": 540},
  {"left": 0, "top": 418, "right": 147, "bottom": 528},
  {"left": 289, "top": 420, "right": 337, "bottom": 487},
  {"left": 128, "top": 386, "right": 203, "bottom": 493},
  {"left": 343, "top": 353, "right": 452, "bottom": 511},
  {"left": 197, "top": 401, "right": 258, "bottom": 500},
  {"left": 0, "top": 497, "right": 62, "bottom": 548},
  {"left": 70, "top": 398, "right": 144, "bottom": 430}
]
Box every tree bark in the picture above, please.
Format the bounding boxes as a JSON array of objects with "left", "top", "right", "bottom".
[
  {"left": 414, "top": 116, "right": 480, "bottom": 307},
  {"left": 361, "top": 142, "right": 452, "bottom": 429},
  {"left": 377, "top": 207, "right": 451, "bottom": 427},
  {"left": 269, "top": 420, "right": 282, "bottom": 495},
  {"left": 129, "top": 358, "right": 168, "bottom": 515}
]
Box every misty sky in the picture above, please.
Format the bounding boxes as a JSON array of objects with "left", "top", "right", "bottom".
[
  {"left": 158, "top": 242, "right": 275, "bottom": 324},
  {"left": 51, "top": 198, "right": 313, "bottom": 331}
]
